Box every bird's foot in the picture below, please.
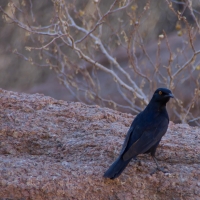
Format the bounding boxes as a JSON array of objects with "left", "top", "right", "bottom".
[
  {"left": 151, "top": 156, "right": 169, "bottom": 175},
  {"left": 150, "top": 167, "right": 168, "bottom": 175}
]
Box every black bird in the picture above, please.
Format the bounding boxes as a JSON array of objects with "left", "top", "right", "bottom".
[{"left": 104, "top": 88, "right": 174, "bottom": 179}]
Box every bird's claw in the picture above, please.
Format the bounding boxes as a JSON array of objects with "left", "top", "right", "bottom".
[
  {"left": 150, "top": 167, "right": 168, "bottom": 175},
  {"left": 157, "top": 167, "right": 168, "bottom": 173}
]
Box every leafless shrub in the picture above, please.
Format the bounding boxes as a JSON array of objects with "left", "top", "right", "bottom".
[{"left": 1, "top": 0, "right": 200, "bottom": 125}]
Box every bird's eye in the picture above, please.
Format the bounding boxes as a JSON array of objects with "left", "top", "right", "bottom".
[{"left": 159, "top": 91, "right": 162, "bottom": 95}]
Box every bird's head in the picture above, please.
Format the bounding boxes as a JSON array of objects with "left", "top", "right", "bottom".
[{"left": 152, "top": 88, "right": 174, "bottom": 104}]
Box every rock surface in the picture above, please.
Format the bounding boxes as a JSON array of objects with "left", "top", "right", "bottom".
[{"left": 0, "top": 89, "right": 199, "bottom": 200}]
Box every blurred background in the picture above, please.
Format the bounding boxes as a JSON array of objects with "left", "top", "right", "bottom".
[{"left": 0, "top": 0, "right": 200, "bottom": 125}]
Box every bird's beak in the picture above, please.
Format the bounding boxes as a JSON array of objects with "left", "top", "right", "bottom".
[{"left": 167, "top": 93, "right": 174, "bottom": 98}]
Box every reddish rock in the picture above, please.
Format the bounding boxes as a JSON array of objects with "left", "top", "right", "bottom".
[{"left": 0, "top": 89, "right": 199, "bottom": 200}]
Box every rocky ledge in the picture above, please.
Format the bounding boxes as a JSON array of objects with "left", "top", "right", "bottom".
[{"left": 0, "top": 89, "right": 199, "bottom": 200}]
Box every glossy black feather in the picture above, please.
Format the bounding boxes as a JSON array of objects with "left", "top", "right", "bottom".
[{"left": 103, "top": 88, "right": 173, "bottom": 179}]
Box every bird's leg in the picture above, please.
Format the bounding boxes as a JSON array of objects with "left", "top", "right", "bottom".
[{"left": 151, "top": 156, "right": 168, "bottom": 174}]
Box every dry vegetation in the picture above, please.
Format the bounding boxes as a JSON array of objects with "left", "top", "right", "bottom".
[{"left": 0, "top": 0, "right": 200, "bottom": 125}]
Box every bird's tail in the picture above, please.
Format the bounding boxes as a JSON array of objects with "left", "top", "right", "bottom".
[{"left": 103, "top": 156, "right": 131, "bottom": 179}]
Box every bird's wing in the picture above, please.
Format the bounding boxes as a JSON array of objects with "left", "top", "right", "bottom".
[
  {"left": 119, "top": 113, "right": 142, "bottom": 156},
  {"left": 122, "top": 117, "right": 168, "bottom": 161}
]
